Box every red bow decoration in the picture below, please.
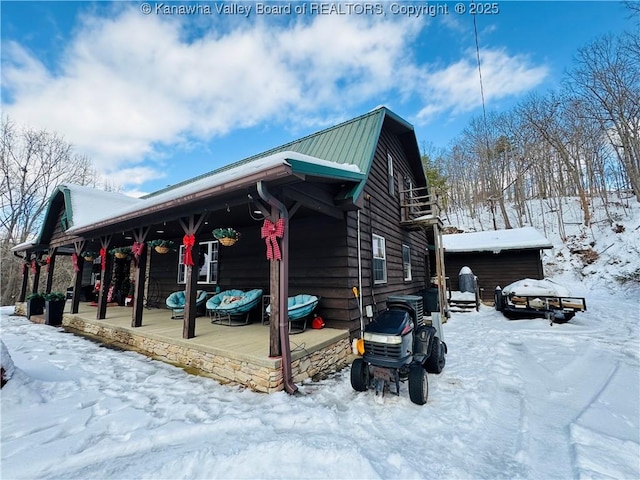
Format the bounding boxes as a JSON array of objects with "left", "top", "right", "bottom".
[
  {"left": 183, "top": 234, "right": 195, "bottom": 267},
  {"left": 22, "top": 262, "right": 28, "bottom": 276},
  {"left": 131, "top": 242, "right": 145, "bottom": 267},
  {"left": 72, "top": 253, "right": 80, "bottom": 272},
  {"left": 261, "top": 218, "right": 285, "bottom": 261},
  {"left": 100, "top": 247, "right": 107, "bottom": 271},
  {"left": 46, "top": 256, "right": 51, "bottom": 272},
  {"left": 31, "top": 259, "right": 37, "bottom": 274}
]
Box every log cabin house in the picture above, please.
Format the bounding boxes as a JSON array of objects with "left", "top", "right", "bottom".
[{"left": 13, "top": 106, "right": 446, "bottom": 393}]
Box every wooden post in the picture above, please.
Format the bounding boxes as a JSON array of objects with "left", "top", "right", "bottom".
[
  {"left": 131, "top": 228, "right": 149, "bottom": 328},
  {"left": 183, "top": 243, "right": 199, "bottom": 339},
  {"left": 178, "top": 214, "right": 206, "bottom": 339},
  {"left": 44, "top": 249, "right": 57, "bottom": 294},
  {"left": 131, "top": 247, "right": 147, "bottom": 327},
  {"left": 71, "top": 255, "right": 85, "bottom": 314},
  {"left": 97, "top": 237, "right": 112, "bottom": 320},
  {"left": 257, "top": 181, "right": 296, "bottom": 394},
  {"left": 269, "top": 256, "right": 281, "bottom": 356},
  {"left": 18, "top": 261, "right": 28, "bottom": 302},
  {"left": 31, "top": 257, "right": 41, "bottom": 294}
]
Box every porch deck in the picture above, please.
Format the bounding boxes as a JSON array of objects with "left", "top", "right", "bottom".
[{"left": 17, "top": 302, "right": 352, "bottom": 394}]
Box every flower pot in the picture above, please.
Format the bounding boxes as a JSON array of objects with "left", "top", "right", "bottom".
[
  {"left": 27, "top": 297, "right": 45, "bottom": 319},
  {"left": 219, "top": 237, "right": 237, "bottom": 247},
  {"left": 45, "top": 299, "right": 66, "bottom": 326},
  {"left": 154, "top": 246, "right": 170, "bottom": 254}
]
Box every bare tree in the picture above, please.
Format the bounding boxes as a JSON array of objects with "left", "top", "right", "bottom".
[
  {"left": 0, "top": 117, "right": 97, "bottom": 304},
  {"left": 568, "top": 33, "right": 640, "bottom": 202}
]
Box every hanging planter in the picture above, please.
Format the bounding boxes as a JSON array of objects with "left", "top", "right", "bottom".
[
  {"left": 147, "top": 239, "right": 175, "bottom": 254},
  {"left": 110, "top": 246, "right": 131, "bottom": 259},
  {"left": 213, "top": 227, "right": 240, "bottom": 246},
  {"left": 81, "top": 251, "right": 98, "bottom": 262}
]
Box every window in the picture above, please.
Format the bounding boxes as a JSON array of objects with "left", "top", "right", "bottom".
[
  {"left": 402, "top": 244, "right": 412, "bottom": 281},
  {"left": 178, "top": 240, "right": 219, "bottom": 284},
  {"left": 387, "top": 153, "right": 394, "bottom": 195},
  {"left": 372, "top": 234, "right": 387, "bottom": 284}
]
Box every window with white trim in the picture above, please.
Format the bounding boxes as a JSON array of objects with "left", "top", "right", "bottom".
[
  {"left": 178, "top": 240, "right": 219, "bottom": 284},
  {"left": 402, "top": 244, "right": 412, "bottom": 281},
  {"left": 372, "top": 234, "right": 387, "bottom": 284},
  {"left": 387, "top": 153, "right": 395, "bottom": 195}
]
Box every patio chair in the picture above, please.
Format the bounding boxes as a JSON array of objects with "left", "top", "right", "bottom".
[
  {"left": 207, "top": 289, "right": 263, "bottom": 326},
  {"left": 166, "top": 290, "right": 208, "bottom": 319},
  {"left": 266, "top": 294, "right": 320, "bottom": 334}
]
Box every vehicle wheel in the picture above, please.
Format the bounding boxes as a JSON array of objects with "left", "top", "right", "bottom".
[
  {"left": 408, "top": 364, "right": 428, "bottom": 405},
  {"left": 494, "top": 290, "right": 503, "bottom": 311},
  {"left": 425, "top": 337, "right": 446, "bottom": 374},
  {"left": 553, "top": 311, "right": 575, "bottom": 323},
  {"left": 350, "top": 358, "right": 369, "bottom": 392}
]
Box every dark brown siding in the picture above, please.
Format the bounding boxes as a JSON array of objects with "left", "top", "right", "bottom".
[
  {"left": 348, "top": 125, "right": 429, "bottom": 327},
  {"left": 147, "top": 122, "right": 429, "bottom": 335},
  {"left": 445, "top": 249, "right": 545, "bottom": 302}
]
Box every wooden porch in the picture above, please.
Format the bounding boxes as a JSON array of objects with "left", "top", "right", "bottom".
[{"left": 16, "top": 302, "right": 352, "bottom": 394}]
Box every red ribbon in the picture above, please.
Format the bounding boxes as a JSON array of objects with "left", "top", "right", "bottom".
[
  {"left": 31, "top": 259, "right": 37, "bottom": 274},
  {"left": 22, "top": 262, "right": 28, "bottom": 276},
  {"left": 100, "top": 247, "right": 107, "bottom": 271},
  {"left": 72, "top": 253, "right": 80, "bottom": 272},
  {"left": 261, "top": 218, "right": 285, "bottom": 261},
  {"left": 183, "top": 234, "right": 195, "bottom": 267},
  {"left": 132, "top": 242, "right": 145, "bottom": 267},
  {"left": 46, "top": 256, "right": 51, "bottom": 273}
]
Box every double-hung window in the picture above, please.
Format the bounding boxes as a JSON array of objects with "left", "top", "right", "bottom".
[
  {"left": 178, "top": 240, "right": 219, "bottom": 284},
  {"left": 372, "top": 234, "right": 387, "bottom": 284},
  {"left": 402, "top": 244, "right": 412, "bottom": 281}
]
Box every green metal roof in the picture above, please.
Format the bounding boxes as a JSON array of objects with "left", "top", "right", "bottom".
[{"left": 145, "top": 106, "right": 419, "bottom": 202}]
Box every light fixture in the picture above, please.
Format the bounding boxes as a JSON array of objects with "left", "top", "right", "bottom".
[{"left": 156, "top": 230, "right": 165, "bottom": 234}]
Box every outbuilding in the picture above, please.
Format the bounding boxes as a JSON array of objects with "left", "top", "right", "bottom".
[{"left": 442, "top": 227, "right": 553, "bottom": 302}]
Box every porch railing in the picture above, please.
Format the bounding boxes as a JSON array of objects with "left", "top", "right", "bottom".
[{"left": 399, "top": 186, "right": 442, "bottom": 228}]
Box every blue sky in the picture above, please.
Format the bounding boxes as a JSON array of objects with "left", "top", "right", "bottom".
[{"left": 1, "top": 1, "right": 634, "bottom": 196}]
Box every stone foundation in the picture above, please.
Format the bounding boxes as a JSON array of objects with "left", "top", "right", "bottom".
[{"left": 62, "top": 316, "right": 351, "bottom": 394}]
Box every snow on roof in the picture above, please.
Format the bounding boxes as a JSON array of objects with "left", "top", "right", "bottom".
[
  {"left": 65, "top": 184, "right": 142, "bottom": 228},
  {"left": 443, "top": 227, "right": 552, "bottom": 253},
  {"left": 67, "top": 151, "right": 362, "bottom": 233}
]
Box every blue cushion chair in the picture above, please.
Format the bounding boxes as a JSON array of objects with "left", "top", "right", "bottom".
[
  {"left": 266, "top": 294, "right": 319, "bottom": 334},
  {"left": 166, "top": 290, "right": 208, "bottom": 319},
  {"left": 206, "top": 289, "right": 263, "bottom": 326}
]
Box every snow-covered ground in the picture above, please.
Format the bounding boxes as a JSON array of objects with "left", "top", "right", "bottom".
[
  {"left": 2, "top": 286, "right": 639, "bottom": 479},
  {"left": 2, "top": 197, "right": 639, "bottom": 479}
]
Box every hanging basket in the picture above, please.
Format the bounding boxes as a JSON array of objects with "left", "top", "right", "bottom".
[
  {"left": 114, "top": 252, "right": 128, "bottom": 259},
  {"left": 219, "top": 237, "right": 237, "bottom": 247},
  {"left": 154, "top": 246, "right": 170, "bottom": 254},
  {"left": 83, "top": 256, "right": 95, "bottom": 262}
]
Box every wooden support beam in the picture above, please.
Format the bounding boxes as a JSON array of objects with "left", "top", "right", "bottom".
[
  {"left": 30, "top": 255, "right": 42, "bottom": 294},
  {"left": 45, "top": 248, "right": 57, "bottom": 294},
  {"left": 97, "top": 236, "right": 112, "bottom": 320},
  {"left": 183, "top": 244, "right": 199, "bottom": 339},
  {"left": 131, "top": 228, "right": 150, "bottom": 328},
  {"left": 18, "top": 261, "right": 28, "bottom": 302},
  {"left": 178, "top": 214, "right": 207, "bottom": 339},
  {"left": 257, "top": 181, "right": 297, "bottom": 395},
  {"left": 71, "top": 241, "right": 86, "bottom": 314}
]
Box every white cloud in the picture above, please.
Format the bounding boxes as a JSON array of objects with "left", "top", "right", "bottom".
[
  {"left": 2, "top": 10, "right": 422, "bottom": 186},
  {"left": 1, "top": 8, "right": 546, "bottom": 188},
  {"left": 415, "top": 48, "right": 549, "bottom": 123}
]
